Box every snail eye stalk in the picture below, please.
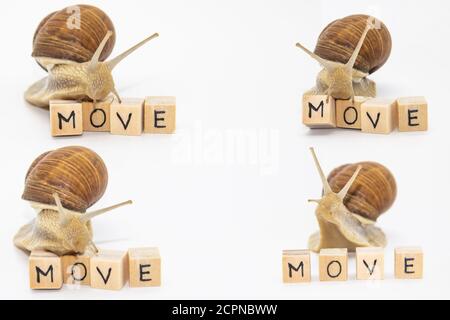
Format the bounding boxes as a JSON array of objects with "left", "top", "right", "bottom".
[
  {"left": 337, "top": 166, "right": 362, "bottom": 200},
  {"left": 88, "top": 31, "right": 114, "bottom": 72},
  {"left": 81, "top": 200, "right": 133, "bottom": 223},
  {"left": 309, "top": 148, "right": 332, "bottom": 195},
  {"left": 107, "top": 33, "right": 159, "bottom": 71}
]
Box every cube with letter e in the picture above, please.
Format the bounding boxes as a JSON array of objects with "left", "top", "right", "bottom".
[
  {"left": 395, "top": 247, "right": 423, "bottom": 279},
  {"left": 129, "top": 247, "right": 161, "bottom": 287},
  {"left": 144, "top": 96, "right": 176, "bottom": 134},
  {"left": 397, "top": 97, "right": 428, "bottom": 132}
]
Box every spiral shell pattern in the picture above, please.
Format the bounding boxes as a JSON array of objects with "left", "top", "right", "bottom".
[
  {"left": 327, "top": 162, "right": 397, "bottom": 221},
  {"left": 22, "top": 146, "right": 108, "bottom": 213},
  {"left": 314, "top": 14, "right": 392, "bottom": 74},
  {"left": 32, "top": 4, "right": 116, "bottom": 65}
]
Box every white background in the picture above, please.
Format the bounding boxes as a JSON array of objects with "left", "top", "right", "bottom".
[{"left": 0, "top": 0, "right": 449, "bottom": 300}]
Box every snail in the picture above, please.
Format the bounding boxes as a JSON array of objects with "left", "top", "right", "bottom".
[
  {"left": 25, "top": 4, "right": 159, "bottom": 108},
  {"left": 307, "top": 148, "right": 397, "bottom": 253},
  {"left": 14, "top": 146, "right": 132, "bottom": 256},
  {"left": 296, "top": 15, "right": 392, "bottom": 101}
]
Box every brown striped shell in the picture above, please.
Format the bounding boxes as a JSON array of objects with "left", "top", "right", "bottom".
[
  {"left": 327, "top": 162, "right": 397, "bottom": 221},
  {"left": 314, "top": 14, "right": 392, "bottom": 74},
  {"left": 22, "top": 146, "right": 108, "bottom": 213},
  {"left": 32, "top": 5, "right": 116, "bottom": 68}
]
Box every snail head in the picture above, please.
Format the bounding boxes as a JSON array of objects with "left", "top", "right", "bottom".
[
  {"left": 84, "top": 31, "right": 160, "bottom": 104},
  {"left": 296, "top": 17, "right": 376, "bottom": 100},
  {"left": 52, "top": 193, "right": 132, "bottom": 254},
  {"left": 308, "top": 148, "right": 362, "bottom": 221}
]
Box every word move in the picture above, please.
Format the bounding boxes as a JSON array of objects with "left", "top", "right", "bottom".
[
  {"left": 282, "top": 247, "right": 423, "bottom": 283},
  {"left": 50, "top": 96, "right": 176, "bottom": 137},
  {"left": 302, "top": 95, "right": 428, "bottom": 134},
  {"left": 29, "top": 247, "right": 161, "bottom": 291}
]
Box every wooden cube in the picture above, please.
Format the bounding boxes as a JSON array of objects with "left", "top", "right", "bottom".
[
  {"left": 90, "top": 250, "right": 129, "bottom": 291},
  {"left": 356, "top": 247, "right": 384, "bottom": 280},
  {"left": 50, "top": 100, "right": 83, "bottom": 137},
  {"left": 129, "top": 247, "right": 162, "bottom": 288},
  {"left": 397, "top": 97, "right": 428, "bottom": 132},
  {"left": 110, "top": 98, "right": 144, "bottom": 136},
  {"left": 62, "top": 251, "right": 93, "bottom": 286},
  {"left": 82, "top": 100, "right": 111, "bottom": 132},
  {"left": 336, "top": 97, "right": 369, "bottom": 130},
  {"left": 319, "top": 248, "right": 348, "bottom": 282},
  {"left": 29, "top": 251, "right": 63, "bottom": 290},
  {"left": 395, "top": 247, "right": 423, "bottom": 280},
  {"left": 282, "top": 250, "right": 311, "bottom": 283},
  {"left": 302, "top": 95, "right": 336, "bottom": 128},
  {"left": 361, "top": 98, "right": 397, "bottom": 134},
  {"left": 144, "top": 96, "right": 176, "bottom": 134}
]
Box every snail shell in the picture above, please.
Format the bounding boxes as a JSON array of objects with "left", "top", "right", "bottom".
[
  {"left": 314, "top": 14, "right": 392, "bottom": 75},
  {"left": 22, "top": 146, "right": 108, "bottom": 213},
  {"left": 327, "top": 162, "right": 397, "bottom": 221},
  {"left": 32, "top": 4, "right": 116, "bottom": 69}
]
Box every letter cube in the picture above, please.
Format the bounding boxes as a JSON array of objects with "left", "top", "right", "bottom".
[
  {"left": 90, "top": 250, "right": 129, "bottom": 291},
  {"left": 50, "top": 100, "right": 83, "bottom": 137},
  {"left": 302, "top": 95, "right": 336, "bottom": 128},
  {"left": 361, "top": 98, "right": 397, "bottom": 134},
  {"left": 144, "top": 96, "right": 177, "bottom": 134},
  {"left": 282, "top": 250, "right": 311, "bottom": 283},
  {"left": 110, "top": 98, "right": 144, "bottom": 136},
  {"left": 129, "top": 247, "right": 162, "bottom": 288},
  {"left": 356, "top": 247, "right": 384, "bottom": 280},
  {"left": 395, "top": 247, "right": 424, "bottom": 280},
  {"left": 336, "top": 97, "right": 369, "bottom": 130},
  {"left": 397, "top": 97, "right": 428, "bottom": 132},
  {"left": 319, "top": 248, "right": 348, "bottom": 282},
  {"left": 62, "top": 251, "right": 94, "bottom": 286},
  {"left": 82, "top": 100, "right": 112, "bottom": 132},
  {"left": 29, "top": 250, "right": 63, "bottom": 290}
]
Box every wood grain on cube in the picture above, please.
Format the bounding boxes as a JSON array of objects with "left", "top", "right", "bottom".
[
  {"left": 110, "top": 98, "right": 144, "bottom": 136},
  {"left": 129, "top": 247, "right": 162, "bottom": 287},
  {"left": 62, "top": 251, "right": 93, "bottom": 286},
  {"left": 302, "top": 95, "right": 336, "bottom": 128},
  {"left": 82, "top": 100, "right": 111, "bottom": 132},
  {"left": 397, "top": 97, "right": 428, "bottom": 132},
  {"left": 50, "top": 100, "right": 83, "bottom": 137},
  {"left": 336, "top": 97, "right": 369, "bottom": 130},
  {"left": 90, "top": 250, "right": 129, "bottom": 291},
  {"left": 361, "top": 98, "right": 397, "bottom": 134},
  {"left": 319, "top": 248, "right": 348, "bottom": 282},
  {"left": 282, "top": 250, "right": 311, "bottom": 283},
  {"left": 356, "top": 247, "right": 384, "bottom": 280},
  {"left": 144, "top": 96, "right": 176, "bottom": 134},
  {"left": 29, "top": 251, "right": 63, "bottom": 290},
  {"left": 395, "top": 247, "right": 423, "bottom": 279}
]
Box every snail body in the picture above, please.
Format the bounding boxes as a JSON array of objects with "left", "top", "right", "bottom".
[
  {"left": 25, "top": 4, "right": 159, "bottom": 108},
  {"left": 296, "top": 15, "right": 392, "bottom": 101},
  {"left": 14, "top": 146, "right": 132, "bottom": 256},
  {"left": 307, "top": 149, "right": 397, "bottom": 253}
]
